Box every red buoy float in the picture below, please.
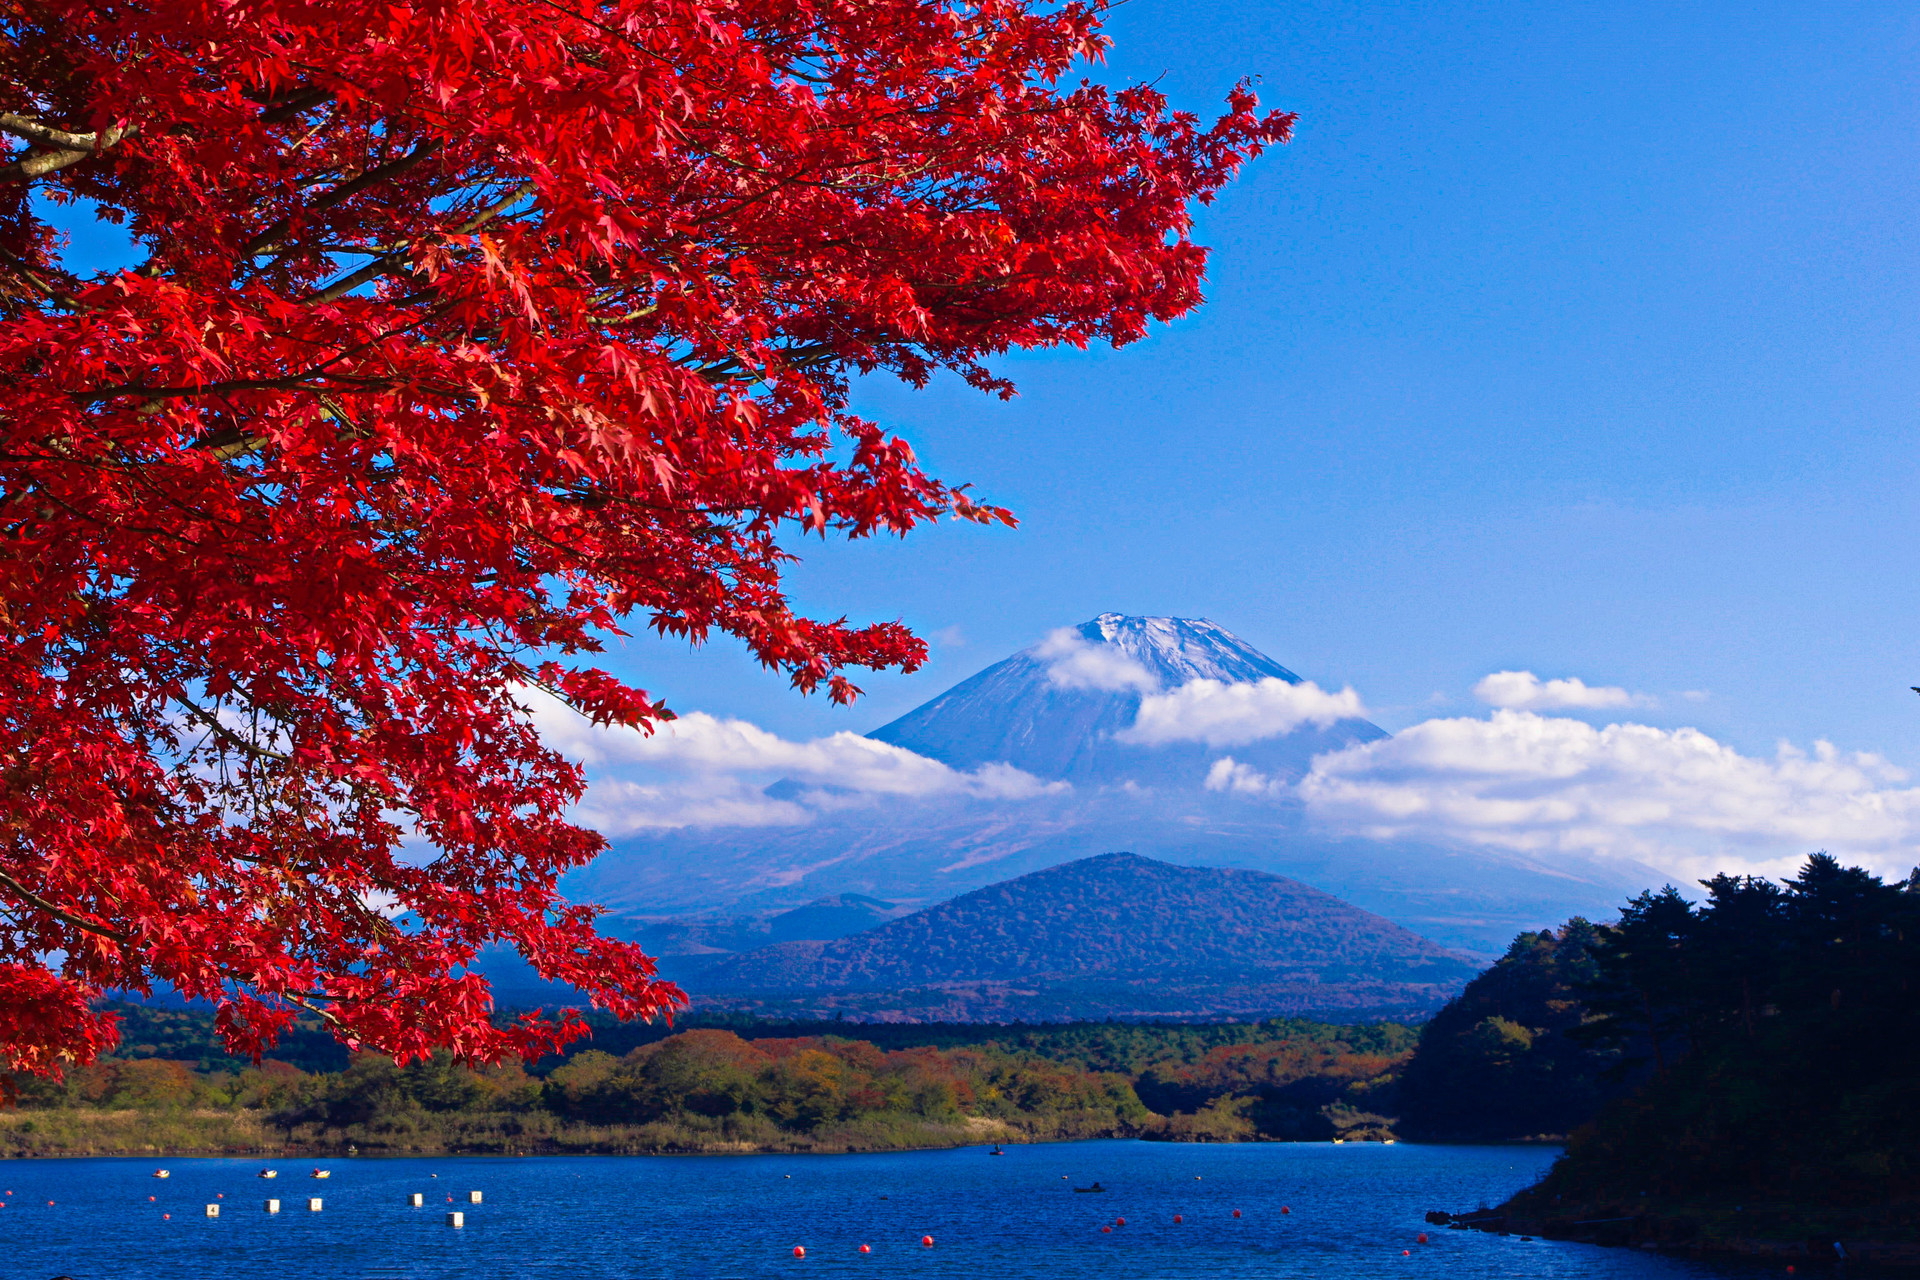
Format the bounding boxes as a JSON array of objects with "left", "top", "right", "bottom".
[
  {"left": 1101, "top": 1226, "right": 1112, "bottom": 1233},
  {"left": 921, "top": 1235, "right": 934, "bottom": 1248},
  {"left": 1232, "top": 1209, "right": 1242, "bottom": 1219},
  {"left": 163, "top": 1214, "right": 171, "bottom": 1220},
  {"left": 859, "top": 1245, "right": 871, "bottom": 1254},
  {"left": 1402, "top": 1249, "right": 1410, "bottom": 1256},
  {"left": 793, "top": 1246, "right": 805, "bottom": 1259},
  {"left": 1174, "top": 1215, "right": 1184, "bottom": 1224},
  {"left": 1417, "top": 1232, "right": 1429, "bottom": 1244},
  {"left": 1116, "top": 1217, "right": 1126, "bottom": 1226},
  {"left": 1281, "top": 1206, "right": 1291, "bottom": 1215}
]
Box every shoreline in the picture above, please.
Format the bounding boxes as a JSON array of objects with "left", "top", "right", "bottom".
[
  {"left": 0, "top": 1119, "right": 1426, "bottom": 1161},
  {"left": 1440, "top": 1194, "right": 1920, "bottom": 1271}
]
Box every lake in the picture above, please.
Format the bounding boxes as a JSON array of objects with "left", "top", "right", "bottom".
[{"left": 0, "top": 1141, "right": 1761, "bottom": 1279}]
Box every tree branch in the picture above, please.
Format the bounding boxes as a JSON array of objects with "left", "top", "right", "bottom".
[
  {"left": 0, "top": 113, "right": 136, "bottom": 181},
  {"left": 0, "top": 866, "right": 131, "bottom": 944},
  {"left": 242, "top": 137, "right": 444, "bottom": 258}
]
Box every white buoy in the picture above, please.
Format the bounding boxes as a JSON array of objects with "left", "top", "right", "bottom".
[
  {"left": 467, "top": 1190, "right": 482, "bottom": 1204},
  {"left": 307, "top": 1197, "right": 323, "bottom": 1212},
  {"left": 205, "top": 1204, "right": 219, "bottom": 1218},
  {"left": 447, "top": 1211, "right": 464, "bottom": 1228},
  {"left": 409, "top": 1193, "right": 424, "bottom": 1207},
  {"left": 264, "top": 1199, "right": 280, "bottom": 1214}
]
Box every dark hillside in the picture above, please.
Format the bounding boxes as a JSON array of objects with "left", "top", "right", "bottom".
[
  {"left": 693, "top": 853, "right": 1478, "bottom": 1020},
  {"left": 1448, "top": 857, "right": 1920, "bottom": 1265},
  {"left": 1396, "top": 919, "right": 1623, "bottom": 1141}
]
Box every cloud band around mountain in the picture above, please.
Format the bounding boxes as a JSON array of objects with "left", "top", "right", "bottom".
[
  {"left": 529, "top": 656, "right": 1920, "bottom": 887},
  {"left": 1033, "top": 626, "right": 1159, "bottom": 692},
  {"left": 528, "top": 698, "right": 1064, "bottom": 833},
  {"left": 1295, "top": 707, "right": 1920, "bottom": 881},
  {"left": 1120, "top": 676, "right": 1368, "bottom": 747}
]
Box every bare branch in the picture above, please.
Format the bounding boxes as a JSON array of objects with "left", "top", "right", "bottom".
[{"left": 0, "top": 113, "right": 136, "bottom": 181}]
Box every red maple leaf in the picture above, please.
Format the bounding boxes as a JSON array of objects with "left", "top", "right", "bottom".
[{"left": 0, "top": 0, "right": 1290, "bottom": 1070}]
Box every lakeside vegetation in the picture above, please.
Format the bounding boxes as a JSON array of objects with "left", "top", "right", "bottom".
[
  {"left": 22, "top": 845, "right": 1918, "bottom": 1266},
  {"left": 1408, "top": 854, "right": 1920, "bottom": 1260},
  {"left": 0, "top": 1011, "right": 1415, "bottom": 1157}
]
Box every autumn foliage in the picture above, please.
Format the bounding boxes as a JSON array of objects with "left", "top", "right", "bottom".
[{"left": 0, "top": 0, "right": 1289, "bottom": 1069}]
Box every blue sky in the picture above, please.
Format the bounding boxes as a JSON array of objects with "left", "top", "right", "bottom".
[
  {"left": 44, "top": 2, "right": 1920, "bottom": 880},
  {"left": 607, "top": 0, "right": 1920, "bottom": 773}
]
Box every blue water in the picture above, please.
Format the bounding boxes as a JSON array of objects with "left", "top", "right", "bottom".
[{"left": 0, "top": 1142, "right": 1761, "bottom": 1279}]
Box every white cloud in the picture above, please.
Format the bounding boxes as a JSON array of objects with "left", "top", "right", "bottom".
[
  {"left": 1033, "top": 627, "right": 1158, "bottom": 692},
  {"left": 1120, "top": 677, "right": 1367, "bottom": 748},
  {"left": 1473, "top": 670, "right": 1652, "bottom": 711},
  {"left": 529, "top": 700, "right": 1065, "bottom": 833},
  {"left": 1203, "top": 756, "right": 1282, "bottom": 795},
  {"left": 1298, "top": 708, "right": 1920, "bottom": 882},
  {"left": 576, "top": 776, "right": 812, "bottom": 832}
]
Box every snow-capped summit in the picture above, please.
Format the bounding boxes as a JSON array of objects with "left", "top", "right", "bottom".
[
  {"left": 1063, "top": 613, "right": 1302, "bottom": 687},
  {"left": 868, "top": 614, "right": 1384, "bottom": 785}
]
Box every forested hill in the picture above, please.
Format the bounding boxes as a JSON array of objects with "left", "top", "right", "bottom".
[
  {"left": 1410, "top": 855, "right": 1920, "bottom": 1264},
  {"left": 691, "top": 853, "right": 1479, "bottom": 1020}
]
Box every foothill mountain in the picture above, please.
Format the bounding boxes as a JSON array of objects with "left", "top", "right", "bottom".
[
  {"left": 687, "top": 852, "right": 1480, "bottom": 1021},
  {"left": 566, "top": 613, "right": 1651, "bottom": 962}
]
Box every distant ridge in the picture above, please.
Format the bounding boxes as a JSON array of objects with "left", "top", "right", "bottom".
[{"left": 689, "top": 853, "right": 1480, "bottom": 1021}]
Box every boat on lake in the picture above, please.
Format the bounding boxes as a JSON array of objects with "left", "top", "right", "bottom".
[
  {"left": 310, "top": 1169, "right": 330, "bottom": 1179},
  {"left": 151, "top": 1170, "right": 169, "bottom": 1179},
  {"left": 258, "top": 1169, "right": 278, "bottom": 1179},
  {"left": 1073, "top": 1182, "right": 1107, "bottom": 1193}
]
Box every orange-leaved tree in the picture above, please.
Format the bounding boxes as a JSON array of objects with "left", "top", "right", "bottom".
[{"left": 0, "top": 0, "right": 1290, "bottom": 1072}]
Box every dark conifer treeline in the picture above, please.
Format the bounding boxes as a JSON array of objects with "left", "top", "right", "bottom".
[
  {"left": 1406, "top": 852, "right": 1920, "bottom": 1231},
  {"left": 1542, "top": 854, "right": 1920, "bottom": 1209}
]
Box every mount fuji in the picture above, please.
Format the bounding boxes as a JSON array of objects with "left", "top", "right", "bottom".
[
  {"left": 869, "top": 613, "right": 1386, "bottom": 788},
  {"left": 562, "top": 614, "right": 1656, "bottom": 957}
]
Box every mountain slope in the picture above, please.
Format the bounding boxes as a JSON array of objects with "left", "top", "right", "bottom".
[
  {"left": 689, "top": 853, "right": 1481, "bottom": 1019},
  {"left": 564, "top": 613, "right": 1664, "bottom": 959},
  {"left": 868, "top": 613, "right": 1386, "bottom": 785},
  {"left": 630, "top": 894, "right": 910, "bottom": 957}
]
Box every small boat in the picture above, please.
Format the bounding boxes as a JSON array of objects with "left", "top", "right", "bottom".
[
  {"left": 310, "top": 1170, "right": 330, "bottom": 1179},
  {"left": 152, "top": 1170, "right": 170, "bottom": 1179},
  {"left": 258, "top": 1169, "right": 278, "bottom": 1179},
  {"left": 989, "top": 1144, "right": 1005, "bottom": 1156},
  {"left": 1073, "top": 1182, "right": 1107, "bottom": 1194}
]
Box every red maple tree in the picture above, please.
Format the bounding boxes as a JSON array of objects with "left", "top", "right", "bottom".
[{"left": 0, "top": 0, "right": 1290, "bottom": 1072}]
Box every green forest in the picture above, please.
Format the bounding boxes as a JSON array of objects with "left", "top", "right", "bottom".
[{"left": 0, "top": 1012, "right": 1414, "bottom": 1157}]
